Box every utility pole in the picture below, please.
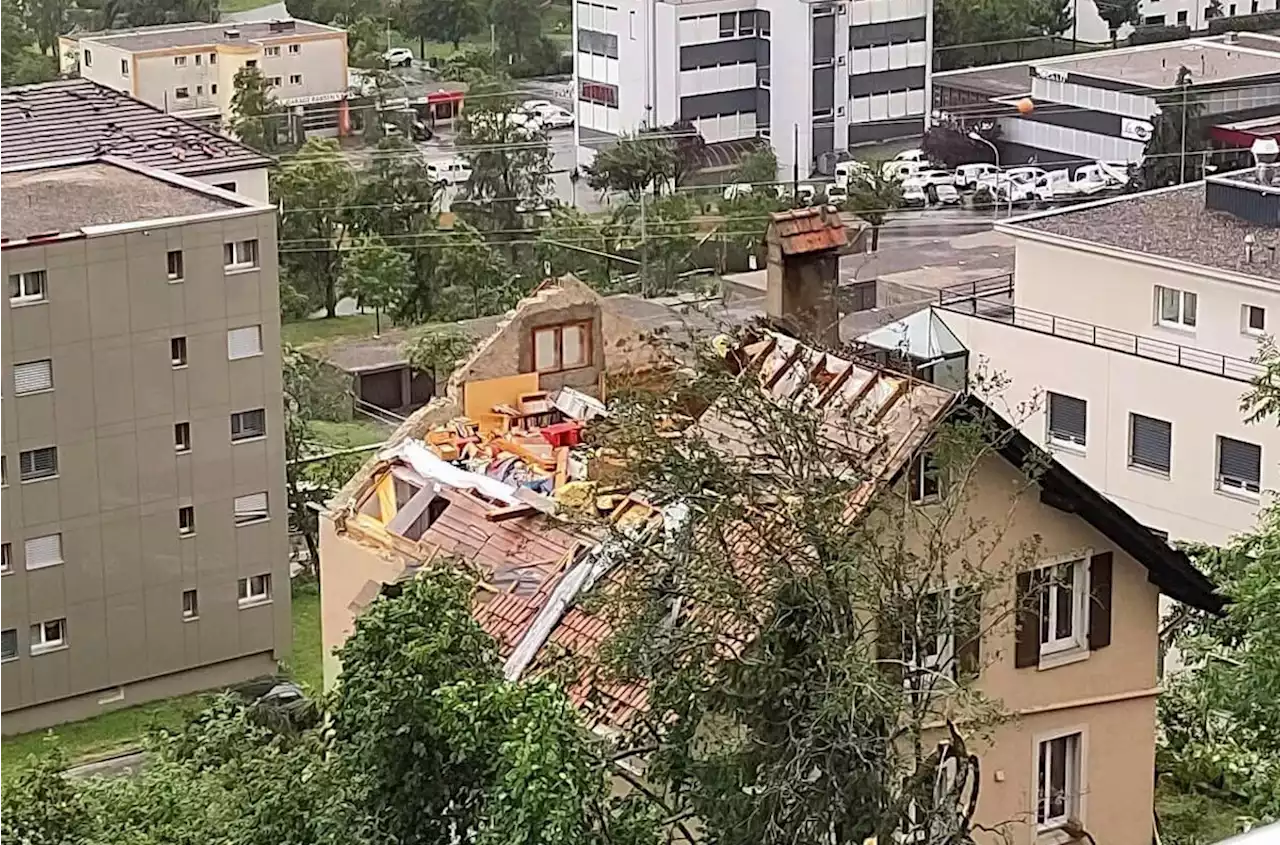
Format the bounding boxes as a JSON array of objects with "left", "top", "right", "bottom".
[
  {"left": 638, "top": 188, "right": 649, "bottom": 298},
  {"left": 792, "top": 123, "right": 799, "bottom": 204},
  {"left": 1178, "top": 66, "right": 1191, "bottom": 184}
]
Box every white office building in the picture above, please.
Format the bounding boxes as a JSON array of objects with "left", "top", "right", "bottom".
[{"left": 573, "top": 0, "right": 933, "bottom": 177}]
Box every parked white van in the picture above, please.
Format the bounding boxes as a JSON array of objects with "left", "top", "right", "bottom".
[{"left": 427, "top": 157, "right": 473, "bottom": 185}]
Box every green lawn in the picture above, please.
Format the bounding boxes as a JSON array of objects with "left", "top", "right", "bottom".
[
  {"left": 2, "top": 579, "right": 325, "bottom": 779},
  {"left": 283, "top": 314, "right": 378, "bottom": 348},
  {"left": 308, "top": 419, "right": 389, "bottom": 449}
]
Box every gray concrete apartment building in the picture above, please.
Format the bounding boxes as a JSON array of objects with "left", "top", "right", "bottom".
[{"left": 1, "top": 156, "right": 289, "bottom": 734}]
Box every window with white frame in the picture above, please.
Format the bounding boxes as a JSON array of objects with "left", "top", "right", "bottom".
[
  {"left": 231, "top": 408, "right": 266, "bottom": 441},
  {"left": 182, "top": 588, "right": 199, "bottom": 620},
  {"left": 1129, "top": 413, "right": 1172, "bottom": 475},
  {"left": 227, "top": 325, "right": 263, "bottom": 360},
  {"left": 13, "top": 359, "right": 53, "bottom": 395},
  {"left": 1, "top": 543, "right": 10, "bottom": 573},
  {"left": 179, "top": 505, "right": 196, "bottom": 536},
  {"left": 1, "top": 629, "right": 16, "bottom": 661},
  {"left": 238, "top": 573, "right": 272, "bottom": 606},
  {"left": 175, "top": 86, "right": 190, "bottom": 99},
  {"left": 167, "top": 250, "right": 184, "bottom": 281},
  {"left": 289, "top": 73, "right": 302, "bottom": 84},
  {"left": 9, "top": 270, "right": 47, "bottom": 304},
  {"left": 1046, "top": 392, "right": 1087, "bottom": 449},
  {"left": 174, "top": 421, "right": 191, "bottom": 453},
  {"left": 1038, "top": 559, "right": 1087, "bottom": 656},
  {"left": 234, "top": 492, "right": 270, "bottom": 525},
  {"left": 24, "top": 533, "right": 63, "bottom": 569},
  {"left": 1243, "top": 304, "right": 1266, "bottom": 335},
  {"left": 224, "top": 239, "right": 259, "bottom": 270},
  {"left": 289, "top": 43, "right": 300, "bottom": 53},
  {"left": 908, "top": 451, "right": 942, "bottom": 503},
  {"left": 905, "top": 589, "right": 954, "bottom": 687},
  {"left": 533, "top": 322, "right": 590, "bottom": 373},
  {"left": 30, "top": 618, "right": 66, "bottom": 653},
  {"left": 83, "top": 48, "right": 92, "bottom": 66},
  {"left": 19, "top": 446, "right": 58, "bottom": 481},
  {"left": 174, "top": 55, "right": 187, "bottom": 66},
  {"left": 1217, "top": 436, "right": 1262, "bottom": 497},
  {"left": 1155, "top": 285, "right": 1197, "bottom": 329},
  {"left": 195, "top": 53, "right": 201, "bottom": 65},
  {"left": 1036, "top": 731, "right": 1082, "bottom": 830},
  {"left": 265, "top": 45, "right": 281, "bottom": 56},
  {"left": 121, "top": 58, "right": 129, "bottom": 75},
  {"left": 268, "top": 76, "right": 282, "bottom": 86},
  {"left": 171, "top": 336, "right": 188, "bottom": 368}
]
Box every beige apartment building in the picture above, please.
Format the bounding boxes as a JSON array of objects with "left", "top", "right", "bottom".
[
  {"left": 59, "top": 19, "right": 350, "bottom": 138},
  {"left": 1, "top": 155, "right": 290, "bottom": 734},
  {"left": 317, "top": 256, "right": 1221, "bottom": 845}
]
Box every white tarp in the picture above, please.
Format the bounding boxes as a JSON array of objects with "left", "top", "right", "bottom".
[{"left": 389, "top": 440, "right": 523, "bottom": 505}]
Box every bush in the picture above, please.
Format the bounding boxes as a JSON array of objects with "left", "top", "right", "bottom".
[
  {"left": 1129, "top": 24, "right": 1192, "bottom": 44},
  {"left": 1208, "top": 10, "right": 1280, "bottom": 32}
]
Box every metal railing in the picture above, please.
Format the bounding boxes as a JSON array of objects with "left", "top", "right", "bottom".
[{"left": 937, "top": 277, "right": 1264, "bottom": 384}]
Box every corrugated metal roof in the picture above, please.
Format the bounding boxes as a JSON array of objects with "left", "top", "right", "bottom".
[{"left": 1, "top": 79, "right": 272, "bottom": 176}]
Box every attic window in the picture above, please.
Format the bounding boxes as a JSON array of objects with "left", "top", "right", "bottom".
[{"left": 533, "top": 321, "right": 590, "bottom": 373}]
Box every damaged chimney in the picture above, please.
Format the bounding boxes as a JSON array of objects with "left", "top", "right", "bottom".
[{"left": 764, "top": 206, "right": 850, "bottom": 348}]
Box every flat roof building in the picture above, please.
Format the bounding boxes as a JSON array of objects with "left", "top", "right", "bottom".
[{"left": 1, "top": 157, "right": 290, "bottom": 733}]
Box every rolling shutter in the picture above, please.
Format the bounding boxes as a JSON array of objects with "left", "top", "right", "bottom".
[
  {"left": 24, "top": 534, "right": 63, "bottom": 567},
  {"left": 1087, "top": 552, "right": 1113, "bottom": 650},
  {"left": 13, "top": 360, "right": 52, "bottom": 394},
  {"left": 1014, "top": 570, "right": 1042, "bottom": 669},
  {"left": 234, "top": 492, "right": 269, "bottom": 523},
  {"left": 1219, "top": 438, "right": 1261, "bottom": 492},
  {"left": 227, "top": 326, "right": 262, "bottom": 360},
  {"left": 1130, "top": 415, "right": 1172, "bottom": 473},
  {"left": 1048, "top": 393, "right": 1087, "bottom": 445}
]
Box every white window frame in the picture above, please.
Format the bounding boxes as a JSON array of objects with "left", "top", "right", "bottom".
[
  {"left": 289, "top": 43, "right": 300, "bottom": 53},
  {"left": 904, "top": 587, "right": 955, "bottom": 693},
  {"left": 231, "top": 408, "right": 267, "bottom": 442},
  {"left": 174, "top": 55, "right": 187, "bottom": 66},
  {"left": 9, "top": 270, "right": 47, "bottom": 304},
  {"left": 265, "top": 45, "right": 281, "bottom": 56},
  {"left": 121, "top": 58, "right": 129, "bottom": 76},
  {"left": 13, "top": 359, "right": 54, "bottom": 395},
  {"left": 178, "top": 505, "right": 196, "bottom": 536},
  {"left": 171, "top": 336, "right": 188, "bottom": 368},
  {"left": 167, "top": 249, "right": 184, "bottom": 282},
  {"left": 182, "top": 588, "right": 199, "bottom": 620},
  {"left": 83, "top": 48, "right": 92, "bottom": 66},
  {"left": 268, "top": 75, "right": 283, "bottom": 87},
  {"left": 234, "top": 491, "right": 270, "bottom": 525},
  {"left": 175, "top": 86, "right": 190, "bottom": 99},
  {"left": 1037, "top": 554, "right": 1089, "bottom": 658},
  {"left": 1034, "top": 728, "right": 1085, "bottom": 832},
  {"left": 1, "top": 628, "right": 17, "bottom": 662},
  {"left": 175, "top": 421, "right": 192, "bottom": 453},
  {"left": 1046, "top": 392, "right": 1087, "bottom": 452},
  {"left": 1, "top": 543, "right": 12, "bottom": 574},
  {"left": 238, "top": 573, "right": 272, "bottom": 607},
  {"left": 289, "top": 73, "right": 302, "bottom": 85},
  {"left": 224, "top": 239, "right": 259, "bottom": 271},
  {"left": 24, "top": 533, "right": 64, "bottom": 570},
  {"left": 227, "top": 325, "right": 263, "bottom": 360},
  {"left": 19, "top": 446, "right": 58, "bottom": 482},
  {"left": 30, "top": 618, "right": 67, "bottom": 654},
  {"left": 1243, "top": 304, "right": 1266, "bottom": 336},
  {"left": 1216, "top": 435, "right": 1262, "bottom": 499},
  {"left": 1155, "top": 285, "right": 1197, "bottom": 330},
  {"left": 908, "top": 451, "right": 942, "bottom": 503}
]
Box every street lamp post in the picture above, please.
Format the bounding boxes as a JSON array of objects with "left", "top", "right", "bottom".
[{"left": 968, "top": 131, "right": 1009, "bottom": 217}]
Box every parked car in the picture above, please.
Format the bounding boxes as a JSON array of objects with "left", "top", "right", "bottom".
[
  {"left": 883, "top": 159, "right": 927, "bottom": 182},
  {"left": 954, "top": 162, "right": 999, "bottom": 189},
  {"left": 932, "top": 183, "right": 961, "bottom": 205},
  {"left": 834, "top": 160, "right": 873, "bottom": 189},
  {"left": 529, "top": 103, "right": 574, "bottom": 129},
  {"left": 901, "top": 180, "right": 928, "bottom": 207},
  {"left": 383, "top": 47, "right": 414, "bottom": 68},
  {"left": 914, "top": 169, "right": 955, "bottom": 188},
  {"left": 893, "top": 148, "right": 928, "bottom": 163},
  {"left": 826, "top": 184, "right": 849, "bottom": 207},
  {"left": 427, "top": 157, "right": 473, "bottom": 185},
  {"left": 995, "top": 167, "right": 1047, "bottom": 205}
]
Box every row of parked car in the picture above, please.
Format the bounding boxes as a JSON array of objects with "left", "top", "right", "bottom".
[{"left": 831, "top": 149, "right": 1131, "bottom": 208}]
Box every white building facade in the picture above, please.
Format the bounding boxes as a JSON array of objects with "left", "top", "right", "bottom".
[
  {"left": 574, "top": 0, "right": 932, "bottom": 176},
  {"left": 925, "top": 177, "right": 1280, "bottom": 547}
]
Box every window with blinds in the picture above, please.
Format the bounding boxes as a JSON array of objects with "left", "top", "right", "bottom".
[
  {"left": 1217, "top": 436, "right": 1261, "bottom": 495},
  {"left": 1047, "top": 392, "right": 1087, "bottom": 448},
  {"left": 19, "top": 446, "right": 57, "bottom": 481},
  {"left": 13, "top": 359, "right": 53, "bottom": 394},
  {"left": 227, "top": 325, "right": 263, "bottom": 360},
  {"left": 231, "top": 409, "right": 266, "bottom": 441},
  {"left": 234, "top": 492, "right": 269, "bottom": 524},
  {"left": 24, "top": 533, "right": 63, "bottom": 568},
  {"left": 1129, "top": 414, "right": 1172, "bottom": 474}
]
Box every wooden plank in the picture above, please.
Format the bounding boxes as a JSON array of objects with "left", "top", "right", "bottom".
[{"left": 486, "top": 503, "right": 539, "bottom": 522}]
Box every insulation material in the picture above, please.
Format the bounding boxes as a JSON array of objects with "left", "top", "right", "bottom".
[{"left": 390, "top": 440, "right": 523, "bottom": 505}]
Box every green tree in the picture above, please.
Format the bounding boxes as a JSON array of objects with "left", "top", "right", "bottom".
[
  {"left": 1140, "top": 67, "right": 1205, "bottom": 189},
  {"left": 1, "top": 0, "right": 59, "bottom": 85},
  {"left": 229, "top": 65, "right": 288, "bottom": 154},
  {"left": 402, "top": 327, "right": 476, "bottom": 387},
  {"left": 273, "top": 138, "right": 358, "bottom": 318},
  {"left": 457, "top": 74, "right": 553, "bottom": 241},
  {"left": 340, "top": 235, "right": 413, "bottom": 334},
  {"left": 618, "top": 192, "right": 699, "bottom": 297},
  {"left": 535, "top": 205, "right": 628, "bottom": 288},
  {"left": 398, "top": 0, "right": 481, "bottom": 54},
  {"left": 593, "top": 345, "right": 1041, "bottom": 845},
  {"left": 585, "top": 133, "right": 681, "bottom": 200},
  {"left": 432, "top": 221, "right": 523, "bottom": 320},
  {"left": 933, "top": 0, "right": 1073, "bottom": 70},
  {"left": 848, "top": 166, "right": 903, "bottom": 252},
  {"left": 732, "top": 147, "right": 779, "bottom": 187},
  {"left": 1096, "top": 0, "right": 1140, "bottom": 43},
  {"left": 487, "top": 0, "right": 542, "bottom": 64}
]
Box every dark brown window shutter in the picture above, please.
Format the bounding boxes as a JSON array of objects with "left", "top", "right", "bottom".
[
  {"left": 878, "top": 602, "right": 904, "bottom": 687},
  {"left": 1014, "top": 570, "right": 1041, "bottom": 669},
  {"left": 954, "top": 586, "right": 982, "bottom": 681},
  {"left": 1088, "top": 551, "right": 1113, "bottom": 650}
]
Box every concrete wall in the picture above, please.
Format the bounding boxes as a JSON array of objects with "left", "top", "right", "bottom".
[
  {"left": 192, "top": 168, "right": 271, "bottom": 203},
  {"left": 886, "top": 451, "right": 1161, "bottom": 845},
  {"left": 77, "top": 42, "right": 136, "bottom": 97},
  {"left": 135, "top": 48, "right": 221, "bottom": 113},
  {"left": 1, "top": 208, "right": 290, "bottom": 733}
]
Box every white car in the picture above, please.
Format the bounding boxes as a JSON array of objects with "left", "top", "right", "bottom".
[
  {"left": 883, "top": 159, "right": 927, "bottom": 182},
  {"left": 954, "top": 162, "right": 999, "bottom": 189},
  {"left": 901, "top": 181, "right": 928, "bottom": 207},
  {"left": 893, "top": 148, "right": 928, "bottom": 163},
  {"left": 914, "top": 169, "right": 955, "bottom": 188},
  {"left": 723, "top": 182, "right": 754, "bottom": 201},
  {"left": 834, "top": 160, "right": 872, "bottom": 189},
  {"left": 529, "top": 103, "right": 574, "bottom": 129},
  {"left": 995, "top": 168, "right": 1047, "bottom": 204},
  {"left": 383, "top": 47, "right": 414, "bottom": 68},
  {"left": 520, "top": 99, "right": 555, "bottom": 111},
  {"left": 427, "top": 157, "right": 472, "bottom": 185},
  {"left": 826, "top": 184, "right": 849, "bottom": 206},
  {"left": 933, "top": 183, "right": 961, "bottom": 205}
]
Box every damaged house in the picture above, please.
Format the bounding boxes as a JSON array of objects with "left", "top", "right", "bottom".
[{"left": 318, "top": 271, "right": 1221, "bottom": 845}]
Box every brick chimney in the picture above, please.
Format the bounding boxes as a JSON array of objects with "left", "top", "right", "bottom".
[{"left": 764, "top": 206, "right": 848, "bottom": 347}]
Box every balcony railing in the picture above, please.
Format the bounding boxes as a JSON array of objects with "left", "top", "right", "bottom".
[{"left": 937, "top": 276, "right": 1264, "bottom": 384}]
